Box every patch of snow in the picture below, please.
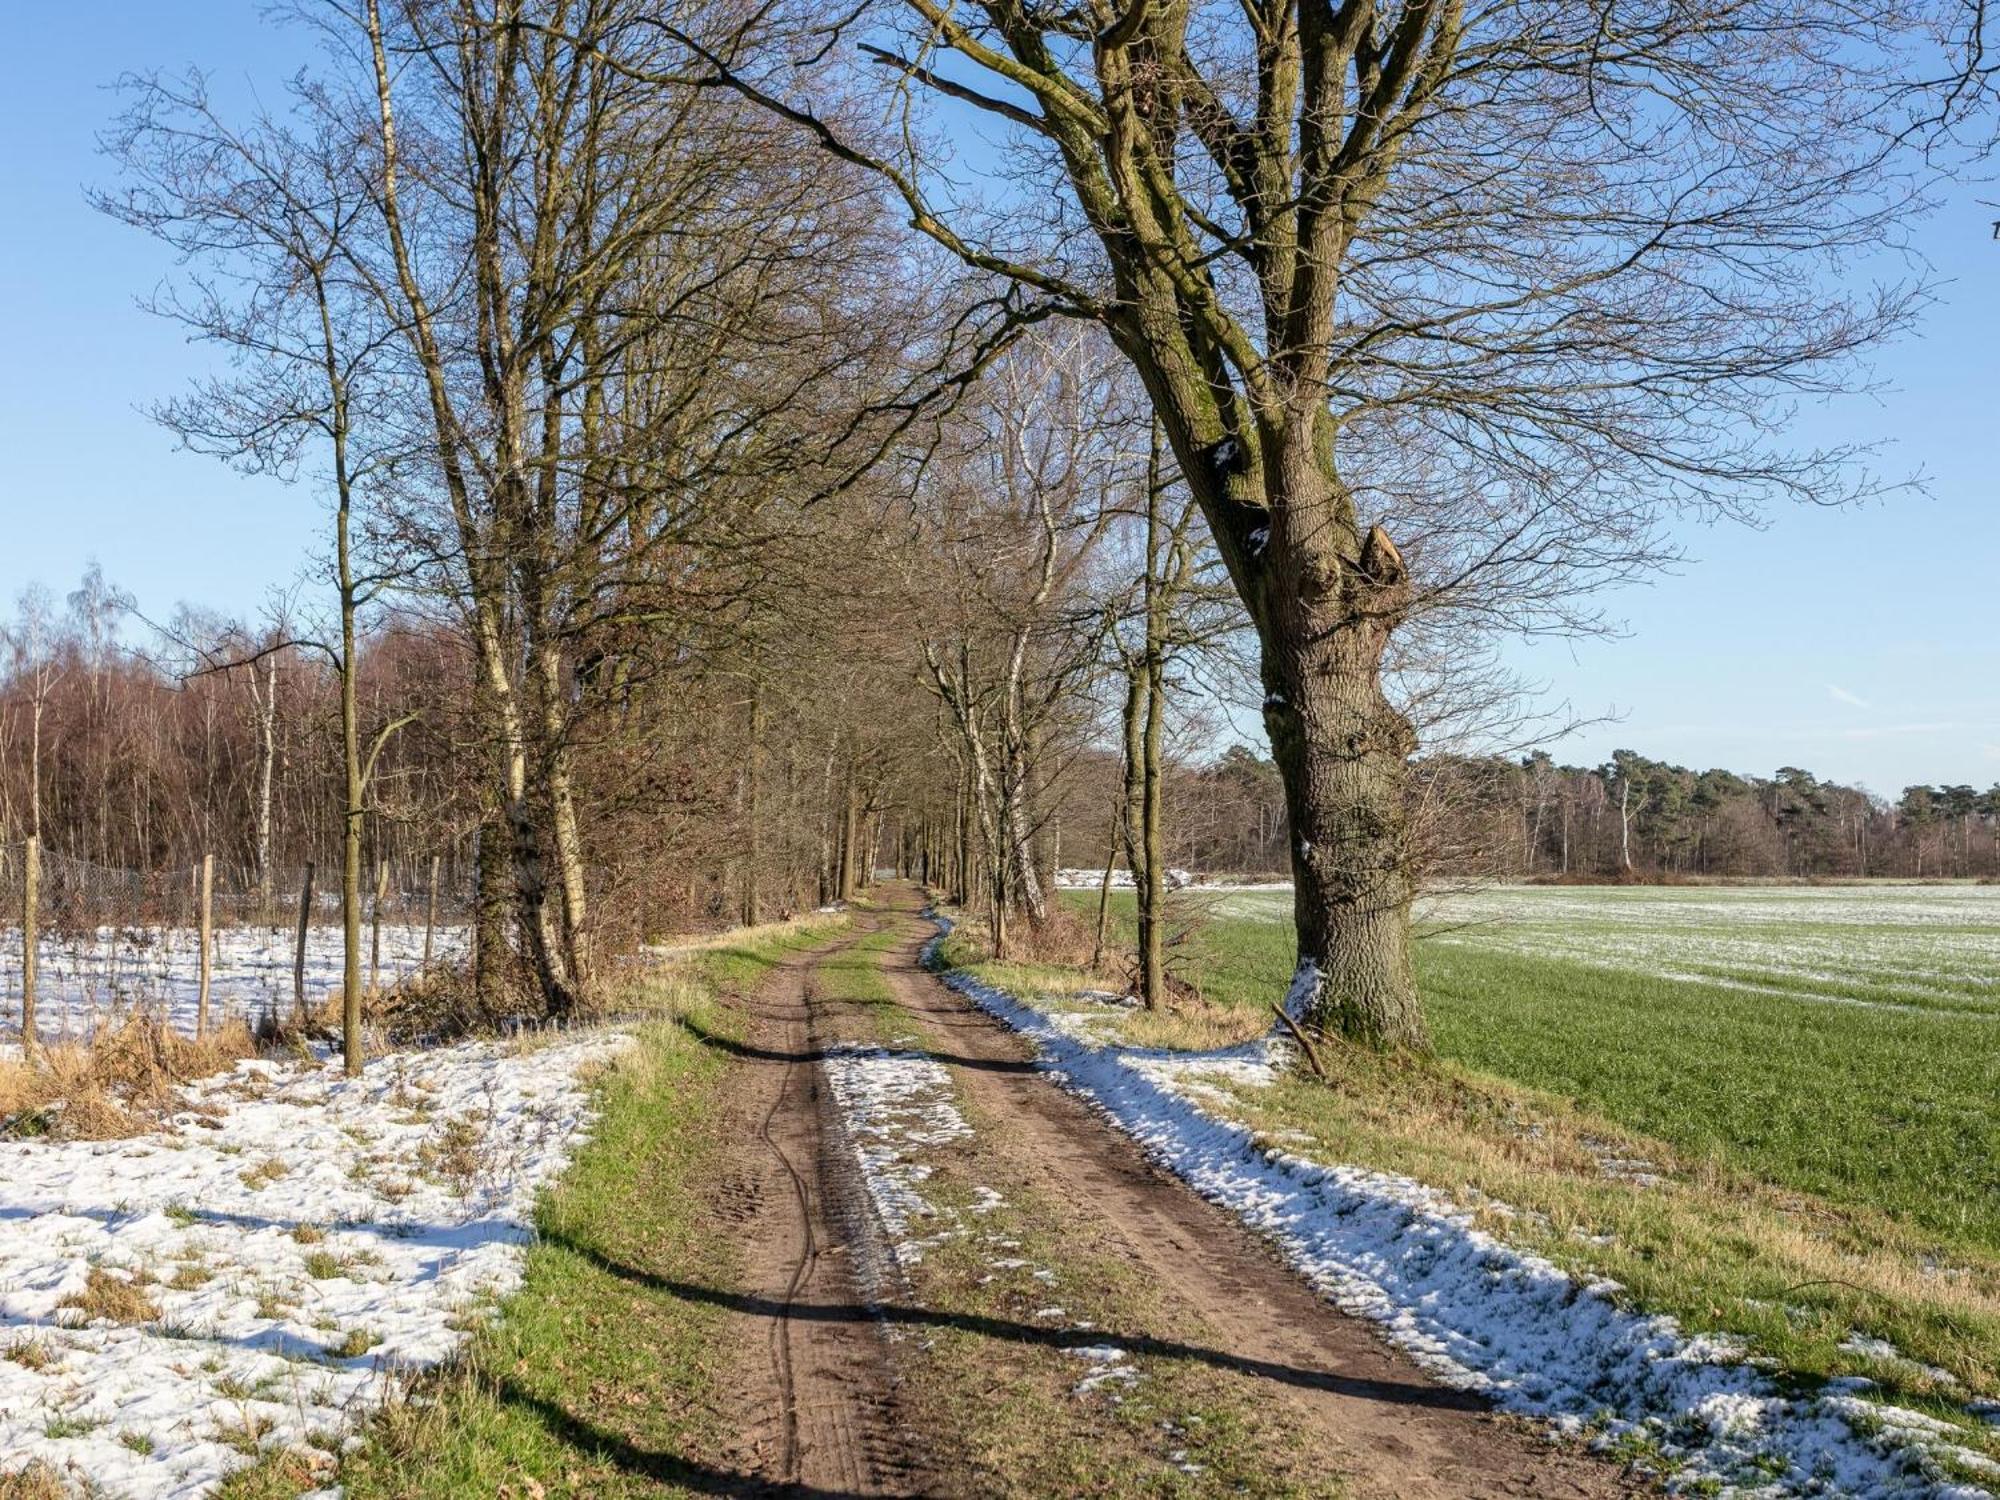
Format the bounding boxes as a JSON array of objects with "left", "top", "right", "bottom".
[
  {"left": 924, "top": 914, "right": 1994, "bottom": 1499},
  {"left": 1846, "top": 1334, "right": 1904, "bottom": 1362},
  {"left": 0, "top": 924, "right": 467, "bottom": 1044},
  {"left": 820, "top": 1043, "right": 971, "bottom": 1269},
  {"left": 1067, "top": 1342, "right": 1141, "bottom": 1395},
  {"left": 0, "top": 1029, "right": 627, "bottom": 1497},
  {"left": 1048, "top": 868, "right": 1197, "bottom": 892},
  {"left": 1842, "top": 1333, "right": 1962, "bottom": 1388},
  {"left": 1279, "top": 959, "right": 1321, "bottom": 1023}
]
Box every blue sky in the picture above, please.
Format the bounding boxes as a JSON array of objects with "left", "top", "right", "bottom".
[{"left": 1, "top": 5, "right": 1994, "bottom": 798}]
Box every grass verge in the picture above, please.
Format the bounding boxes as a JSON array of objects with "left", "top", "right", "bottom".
[
  {"left": 967, "top": 894, "right": 2000, "bottom": 1454},
  {"left": 220, "top": 914, "right": 845, "bottom": 1499}
]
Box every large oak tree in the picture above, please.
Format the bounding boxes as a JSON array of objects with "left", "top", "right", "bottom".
[{"left": 662, "top": 0, "right": 1938, "bottom": 1046}]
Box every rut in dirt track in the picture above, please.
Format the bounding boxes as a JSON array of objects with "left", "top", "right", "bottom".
[{"left": 708, "top": 931, "right": 935, "bottom": 1497}]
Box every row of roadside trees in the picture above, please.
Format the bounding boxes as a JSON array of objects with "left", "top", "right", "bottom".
[{"left": 34, "top": 0, "right": 1992, "bottom": 1070}]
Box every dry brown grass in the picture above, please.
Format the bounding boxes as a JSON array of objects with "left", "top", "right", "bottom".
[
  {"left": 238, "top": 1157, "right": 289, "bottom": 1190},
  {"left": 945, "top": 910, "right": 1273, "bottom": 1052},
  {"left": 58, "top": 1265, "right": 161, "bottom": 1327},
  {"left": 1115, "top": 1002, "right": 1271, "bottom": 1051},
  {"left": 331, "top": 1326, "right": 381, "bottom": 1360},
  {"left": 0, "top": 1015, "right": 256, "bottom": 1141},
  {"left": 0, "top": 1462, "right": 70, "bottom": 1500},
  {"left": 2, "top": 1335, "right": 55, "bottom": 1371},
  {"left": 418, "top": 1114, "right": 486, "bottom": 1193},
  {"left": 1012, "top": 904, "right": 1100, "bottom": 969}
]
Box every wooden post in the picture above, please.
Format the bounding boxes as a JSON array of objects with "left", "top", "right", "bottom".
[
  {"left": 369, "top": 858, "right": 387, "bottom": 1002},
  {"left": 196, "top": 854, "right": 214, "bottom": 1037},
  {"left": 293, "top": 861, "right": 315, "bottom": 1024},
  {"left": 21, "top": 836, "right": 39, "bottom": 1060},
  {"left": 422, "top": 853, "right": 440, "bottom": 968}
]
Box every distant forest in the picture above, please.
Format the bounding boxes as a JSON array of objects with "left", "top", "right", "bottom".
[
  {"left": 6, "top": 569, "right": 1990, "bottom": 914},
  {"left": 1059, "top": 746, "right": 2000, "bottom": 882}
]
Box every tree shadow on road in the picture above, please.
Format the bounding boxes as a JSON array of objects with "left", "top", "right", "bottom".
[
  {"left": 543, "top": 1228, "right": 1478, "bottom": 1415},
  {"left": 498, "top": 1381, "right": 881, "bottom": 1498}
]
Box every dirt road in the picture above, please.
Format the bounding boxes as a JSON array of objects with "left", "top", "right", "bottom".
[
  {"left": 706, "top": 929, "right": 938, "bottom": 1495},
  {"left": 706, "top": 894, "right": 1646, "bottom": 1498}
]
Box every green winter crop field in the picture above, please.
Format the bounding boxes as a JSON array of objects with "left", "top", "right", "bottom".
[{"left": 1071, "top": 882, "right": 2000, "bottom": 1253}]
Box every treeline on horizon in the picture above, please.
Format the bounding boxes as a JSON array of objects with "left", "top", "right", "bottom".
[
  {"left": 0, "top": 570, "right": 912, "bottom": 944},
  {"left": 6, "top": 564, "right": 1993, "bottom": 935},
  {"left": 1055, "top": 745, "right": 2000, "bottom": 883}
]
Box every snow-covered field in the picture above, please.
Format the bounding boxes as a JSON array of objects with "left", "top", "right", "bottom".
[
  {"left": 0, "top": 923, "right": 469, "bottom": 1042},
  {"left": 1193, "top": 882, "right": 2000, "bottom": 1018},
  {"left": 928, "top": 916, "right": 1998, "bottom": 1498},
  {"left": 0, "top": 1028, "right": 626, "bottom": 1498},
  {"left": 1053, "top": 868, "right": 1290, "bottom": 892}
]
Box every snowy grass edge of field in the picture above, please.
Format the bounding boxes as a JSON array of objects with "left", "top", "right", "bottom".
[
  {"left": 922, "top": 915, "right": 1996, "bottom": 1500},
  {"left": 0, "top": 1025, "right": 630, "bottom": 1500}
]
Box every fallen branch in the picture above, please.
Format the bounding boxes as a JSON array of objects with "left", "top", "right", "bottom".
[{"left": 1271, "top": 1002, "right": 1327, "bottom": 1081}]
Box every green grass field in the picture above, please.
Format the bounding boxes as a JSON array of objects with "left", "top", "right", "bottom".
[{"left": 1079, "top": 883, "right": 2000, "bottom": 1253}]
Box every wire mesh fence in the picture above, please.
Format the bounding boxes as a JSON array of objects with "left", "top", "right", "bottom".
[{"left": 0, "top": 841, "right": 471, "bottom": 1046}]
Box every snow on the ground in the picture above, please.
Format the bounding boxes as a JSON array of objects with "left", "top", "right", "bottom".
[
  {"left": 817, "top": 1035, "right": 1145, "bottom": 1397},
  {"left": 0, "top": 924, "right": 469, "bottom": 1043},
  {"left": 1204, "top": 883, "right": 2000, "bottom": 1019},
  {"left": 0, "top": 1028, "right": 626, "bottom": 1498},
  {"left": 1052, "top": 868, "right": 1290, "bottom": 892},
  {"left": 820, "top": 1040, "right": 971, "bottom": 1268},
  {"left": 925, "top": 915, "right": 1995, "bottom": 1499}
]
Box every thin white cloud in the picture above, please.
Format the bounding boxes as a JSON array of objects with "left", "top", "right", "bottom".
[
  {"left": 1827, "top": 684, "right": 1870, "bottom": 709},
  {"left": 1839, "top": 723, "right": 1959, "bottom": 740}
]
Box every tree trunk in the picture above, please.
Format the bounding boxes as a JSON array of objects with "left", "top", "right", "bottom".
[
  {"left": 743, "top": 679, "right": 763, "bottom": 925},
  {"left": 955, "top": 764, "right": 972, "bottom": 906},
  {"left": 340, "top": 597, "right": 364, "bottom": 1074},
  {"left": 1619, "top": 779, "right": 1634, "bottom": 872},
  {"left": 542, "top": 735, "right": 591, "bottom": 997},
  {"left": 1254, "top": 461, "right": 1426, "bottom": 1049},
  {"left": 1118, "top": 654, "right": 1157, "bottom": 1006},
  {"left": 836, "top": 770, "right": 864, "bottom": 902},
  {"left": 473, "top": 820, "right": 512, "bottom": 1006},
  {"left": 1092, "top": 796, "right": 1119, "bottom": 975},
  {"left": 1138, "top": 652, "right": 1167, "bottom": 1009},
  {"left": 254, "top": 655, "right": 277, "bottom": 912}
]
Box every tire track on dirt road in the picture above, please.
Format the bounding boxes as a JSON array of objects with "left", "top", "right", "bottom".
[{"left": 711, "top": 927, "right": 935, "bottom": 1496}]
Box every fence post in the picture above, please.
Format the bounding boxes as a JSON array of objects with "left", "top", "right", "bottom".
[
  {"left": 21, "top": 836, "right": 39, "bottom": 1060},
  {"left": 423, "top": 853, "right": 440, "bottom": 968},
  {"left": 197, "top": 853, "right": 214, "bottom": 1038},
  {"left": 294, "top": 861, "right": 315, "bottom": 1024},
  {"left": 369, "top": 858, "right": 387, "bottom": 1002}
]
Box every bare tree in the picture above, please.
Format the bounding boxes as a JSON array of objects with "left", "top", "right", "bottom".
[
  {"left": 99, "top": 71, "right": 406, "bottom": 1074},
  {"left": 658, "top": 0, "right": 1936, "bottom": 1048},
  {"left": 910, "top": 338, "right": 1114, "bottom": 956}
]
